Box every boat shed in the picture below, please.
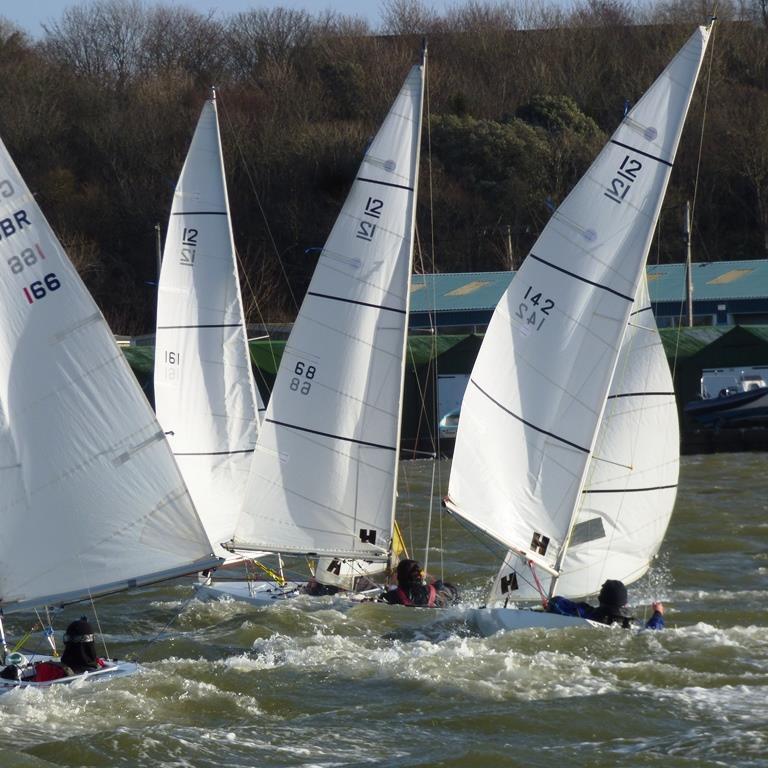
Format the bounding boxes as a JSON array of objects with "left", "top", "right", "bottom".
[{"left": 409, "top": 259, "right": 768, "bottom": 331}]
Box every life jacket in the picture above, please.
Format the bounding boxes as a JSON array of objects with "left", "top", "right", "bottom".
[
  {"left": 33, "top": 661, "right": 72, "bottom": 682},
  {"left": 394, "top": 583, "right": 437, "bottom": 607}
]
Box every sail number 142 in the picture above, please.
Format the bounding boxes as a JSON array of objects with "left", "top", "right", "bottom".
[{"left": 516, "top": 286, "right": 554, "bottom": 332}]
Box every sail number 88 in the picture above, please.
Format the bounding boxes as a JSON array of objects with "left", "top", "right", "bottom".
[{"left": 289, "top": 361, "right": 316, "bottom": 395}]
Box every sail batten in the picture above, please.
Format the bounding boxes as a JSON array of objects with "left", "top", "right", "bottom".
[{"left": 527, "top": 254, "right": 636, "bottom": 302}]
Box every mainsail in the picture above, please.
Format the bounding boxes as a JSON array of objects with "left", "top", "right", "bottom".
[
  {"left": 154, "top": 93, "right": 263, "bottom": 559},
  {"left": 0, "top": 136, "right": 218, "bottom": 614},
  {"left": 489, "top": 276, "right": 680, "bottom": 601},
  {"left": 446, "top": 26, "right": 710, "bottom": 596},
  {"left": 231, "top": 58, "right": 425, "bottom": 560}
]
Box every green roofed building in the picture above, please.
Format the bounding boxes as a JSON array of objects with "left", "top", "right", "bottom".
[
  {"left": 125, "top": 262, "right": 768, "bottom": 454},
  {"left": 410, "top": 261, "right": 768, "bottom": 331}
]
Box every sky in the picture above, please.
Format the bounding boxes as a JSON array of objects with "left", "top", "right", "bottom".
[{"left": 5, "top": 0, "right": 460, "bottom": 36}]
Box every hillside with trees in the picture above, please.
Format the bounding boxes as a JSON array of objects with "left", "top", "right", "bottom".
[{"left": 0, "top": 0, "right": 766, "bottom": 333}]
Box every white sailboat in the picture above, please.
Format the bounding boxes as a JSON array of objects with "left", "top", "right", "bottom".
[
  {"left": 0, "top": 134, "right": 220, "bottom": 690},
  {"left": 444, "top": 24, "right": 712, "bottom": 633},
  {"left": 198, "top": 50, "right": 426, "bottom": 605},
  {"left": 154, "top": 90, "right": 265, "bottom": 562}
]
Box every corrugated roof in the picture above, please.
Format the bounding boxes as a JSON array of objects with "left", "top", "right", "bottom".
[
  {"left": 648, "top": 260, "right": 768, "bottom": 302},
  {"left": 410, "top": 272, "right": 511, "bottom": 312},
  {"left": 410, "top": 260, "right": 768, "bottom": 313}
]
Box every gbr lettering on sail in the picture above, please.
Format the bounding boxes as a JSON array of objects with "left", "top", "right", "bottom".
[{"left": 0, "top": 177, "right": 61, "bottom": 306}]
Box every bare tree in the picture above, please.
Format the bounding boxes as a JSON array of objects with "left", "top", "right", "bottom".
[
  {"left": 226, "top": 8, "right": 315, "bottom": 78},
  {"left": 42, "top": 0, "right": 149, "bottom": 87},
  {"left": 379, "top": 0, "right": 439, "bottom": 35},
  {"left": 140, "top": 7, "right": 225, "bottom": 81}
]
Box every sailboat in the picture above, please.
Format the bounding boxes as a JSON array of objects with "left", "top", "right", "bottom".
[
  {"left": 198, "top": 49, "right": 426, "bottom": 605},
  {"left": 444, "top": 23, "right": 713, "bottom": 633},
  {"left": 0, "top": 134, "right": 220, "bottom": 690},
  {"left": 154, "top": 90, "right": 265, "bottom": 563}
]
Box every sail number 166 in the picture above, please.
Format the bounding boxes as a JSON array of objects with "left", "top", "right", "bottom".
[
  {"left": 516, "top": 285, "right": 554, "bottom": 331},
  {"left": 289, "top": 361, "right": 316, "bottom": 395}
]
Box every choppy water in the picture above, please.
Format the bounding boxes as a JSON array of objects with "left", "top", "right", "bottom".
[{"left": 2, "top": 453, "right": 768, "bottom": 767}]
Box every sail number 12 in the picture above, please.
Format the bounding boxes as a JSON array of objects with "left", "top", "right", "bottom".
[{"left": 516, "top": 286, "right": 554, "bottom": 332}]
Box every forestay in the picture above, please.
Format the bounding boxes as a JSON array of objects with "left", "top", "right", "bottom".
[
  {"left": 446, "top": 27, "right": 709, "bottom": 581},
  {"left": 232, "top": 61, "right": 425, "bottom": 559},
  {"left": 155, "top": 95, "right": 262, "bottom": 559},
  {"left": 0, "top": 136, "right": 218, "bottom": 614},
  {"left": 489, "top": 276, "right": 680, "bottom": 601}
]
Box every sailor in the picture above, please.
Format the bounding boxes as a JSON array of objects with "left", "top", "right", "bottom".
[
  {"left": 302, "top": 576, "right": 342, "bottom": 596},
  {"left": 60, "top": 617, "right": 104, "bottom": 673},
  {"left": 380, "top": 559, "right": 459, "bottom": 608},
  {"left": 546, "top": 579, "right": 665, "bottom": 629}
]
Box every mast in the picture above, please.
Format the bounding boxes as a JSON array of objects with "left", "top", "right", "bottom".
[
  {"left": 388, "top": 40, "right": 426, "bottom": 559},
  {"left": 685, "top": 200, "right": 694, "bottom": 327}
]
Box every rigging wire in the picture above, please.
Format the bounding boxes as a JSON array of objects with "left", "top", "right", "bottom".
[
  {"left": 216, "top": 90, "right": 294, "bottom": 382},
  {"left": 134, "top": 589, "right": 201, "bottom": 659},
  {"left": 671, "top": 15, "right": 717, "bottom": 380}
]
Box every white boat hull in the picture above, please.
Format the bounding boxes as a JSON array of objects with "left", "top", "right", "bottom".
[
  {"left": 0, "top": 657, "right": 138, "bottom": 693},
  {"left": 195, "top": 579, "right": 384, "bottom": 606},
  {"left": 470, "top": 607, "right": 605, "bottom": 635},
  {"left": 195, "top": 579, "right": 305, "bottom": 605}
]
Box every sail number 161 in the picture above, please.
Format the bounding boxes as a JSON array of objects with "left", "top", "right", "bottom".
[{"left": 516, "top": 285, "right": 554, "bottom": 331}]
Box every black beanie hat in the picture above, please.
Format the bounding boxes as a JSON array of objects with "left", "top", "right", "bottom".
[
  {"left": 598, "top": 580, "right": 628, "bottom": 610},
  {"left": 64, "top": 618, "right": 94, "bottom": 643}
]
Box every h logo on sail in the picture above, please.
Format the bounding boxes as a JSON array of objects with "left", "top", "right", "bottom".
[
  {"left": 530, "top": 532, "right": 550, "bottom": 556},
  {"left": 500, "top": 572, "right": 519, "bottom": 594},
  {"left": 359, "top": 529, "right": 377, "bottom": 544}
]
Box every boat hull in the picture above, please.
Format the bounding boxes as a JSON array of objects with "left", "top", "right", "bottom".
[
  {"left": 684, "top": 388, "right": 768, "bottom": 428},
  {"left": 195, "top": 579, "right": 305, "bottom": 605},
  {"left": 0, "top": 658, "right": 138, "bottom": 693},
  {"left": 470, "top": 607, "right": 605, "bottom": 635},
  {"left": 195, "top": 579, "right": 383, "bottom": 606}
]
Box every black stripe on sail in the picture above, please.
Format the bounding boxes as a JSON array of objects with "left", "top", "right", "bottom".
[
  {"left": 171, "top": 211, "right": 228, "bottom": 216},
  {"left": 356, "top": 177, "right": 413, "bottom": 192},
  {"left": 528, "top": 254, "right": 634, "bottom": 302},
  {"left": 610, "top": 139, "right": 673, "bottom": 167},
  {"left": 630, "top": 306, "right": 653, "bottom": 317},
  {"left": 471, "top": 380, "right": 590, "bottom": 454},
  {"left": 307, "top": 291, "right": 406, "bottom": 315},
  {"left": 607, "top": 391, "right": 675, "bottom": 400},
  {"left": 267, "top": 418, "right": 397, "bottom": 452},
  {"left": 157, "top": 323, "right": 243, "bottom": 329},
  {"left": 174, "top": 449, "right": 255, "bottom": 457},
  {"left": 583, "top": 483, "right": 678, "bottom": 494}
]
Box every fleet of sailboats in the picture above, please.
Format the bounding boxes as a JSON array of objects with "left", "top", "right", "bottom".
[
  {"left": 444, "top": 23, "right": 712, "bottom": 633},
  {"left": 0, "top": 132, "right": 220, "bottom": 690},
  {"left": 0, "top": 19, "right": 719, "bottom": 696}
]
